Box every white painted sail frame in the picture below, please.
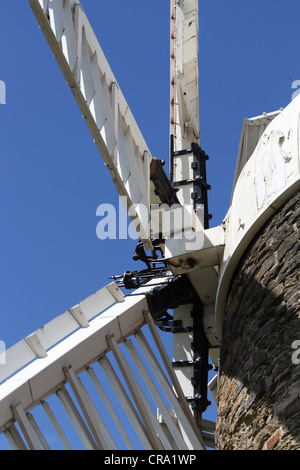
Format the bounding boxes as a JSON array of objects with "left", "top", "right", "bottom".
[
  {"left": 0, "top": 282, "right": 207, "bottom": 450},
  {"left": 29, "top": 0, "right": 153, "bottom": 249},
  {"left": 171, "top": 0, "right": 200, "bottom": 153}
]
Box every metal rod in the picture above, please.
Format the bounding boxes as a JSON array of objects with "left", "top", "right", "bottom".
[
  {"left": 122, "top": 339, "right": 173, "bottom": 450},
  {"left": 107, "top": 335, "right": 164, "bottom": 450},
  {"left": 99, "top": 355, "right": 153, "bottom": 450},
  {"left": 5, "top": 423, "right": 27, "bottom": 450},
  {"left": 27, "top": 412, "right": 50, "bottom": 450},
  {"left": 11, "top": 402, "right": 41, "bottom": 450},
  {"left": 57, "top": 386, "right": 97, "bottom": 450},
  {"left": 86, "top": 366, "right": 134, "bottom": 450},
  {"left": 77, "top": 375, "right": 117, "bottom": 450},
  {"left": 124, "top": 338, "right": 188, "bottom": 450},
  {"left": 142, "top": 312, "right": 206, "bottom": 450},
  {"left": 41, "top": 400, "right": 72, "bottom": 450},
  {"left": 135, "top": 329, "right": 203, "bottom": 450},
  {"left": 64, "top": 365, "right": 109, "bottom": 450}
]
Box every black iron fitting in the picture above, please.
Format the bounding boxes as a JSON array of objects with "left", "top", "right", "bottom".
[
  {"left": 145, "top": 275, "right": 212, "bottom": 414},
  {"left": 170, "top": 141, "right": 212, "bottom": 229}
]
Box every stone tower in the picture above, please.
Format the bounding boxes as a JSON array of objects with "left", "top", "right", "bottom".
[{"left": 216, "top": 191, "right": 300, "bottom": 450}]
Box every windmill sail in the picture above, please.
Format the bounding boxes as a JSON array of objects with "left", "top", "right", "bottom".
[
  {"left": 0, "top": 282, "right": 207, "bottom": 450},
  {"left": 0, "top": 1, "right": 217, "bottom": 450},
  {"left": 28, "top": 0, "right": 168, "bottom": 250},
  {"left": 170, "top": 0, "right": 200, "bottom": 153}
]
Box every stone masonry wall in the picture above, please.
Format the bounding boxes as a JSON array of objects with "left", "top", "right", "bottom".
[{"left": 216, "top": 190, "right": 300, "bottom": 450}]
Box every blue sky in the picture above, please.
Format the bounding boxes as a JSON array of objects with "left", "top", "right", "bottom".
[{"left": 0, "top": 0, "right": 300, "bottom": 450}]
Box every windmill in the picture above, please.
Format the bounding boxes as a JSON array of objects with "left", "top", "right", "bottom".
[
  {"left": 0, "top": 0, "right": 300, "bottom": 451},
  {"left": 0, "top": 0, "right": 214, "bottom": 450}
]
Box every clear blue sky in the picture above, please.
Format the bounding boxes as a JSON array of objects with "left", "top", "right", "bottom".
[{"left": 0, "top": 0, "right": 299, "bottom": 450}]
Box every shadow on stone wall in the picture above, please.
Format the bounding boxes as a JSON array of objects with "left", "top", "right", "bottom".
[{"left": 216, "top": 191, "right": 300, "bottom": 450}]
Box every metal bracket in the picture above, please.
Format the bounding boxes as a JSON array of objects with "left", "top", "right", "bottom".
[
  {"left": 172, "top": 360, "right": 195, "bottom": 368},
  {"left": 173, "top": 175, "right": 211, "bottom": 190},
  {"left": 189, "top": 296, "right": 212, "bottom": 413},
  {"left": 190, "top": 143, "right": 212, "bottom": 228},
  {"left": 146, "top": 275, "right": 195, "bottom": 319},
  {"left": 146, "top": 275, "right": 212, "bottom": 414},
  {"left": 155, "top": 318, "right": 193, "bottom": 334},
  {"left": 170, "top": 142, "right": 212, "bottom": 228}
]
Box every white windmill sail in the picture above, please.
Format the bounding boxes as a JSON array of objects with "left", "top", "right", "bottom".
[
  {"left": 170, "top": 0, "right": 203, "bottom": 219},
  {"left": 28, "top": 0, "right": 165, "bottom": 250},
  {"left": 170, "top": 0, "right": 200, "bottom": 154},
  {"left": 0, "top": 281, "right": 208, "bottom": 450},
  {"left": 0, "top": 0, "right": 217, "bottom": 451}
]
